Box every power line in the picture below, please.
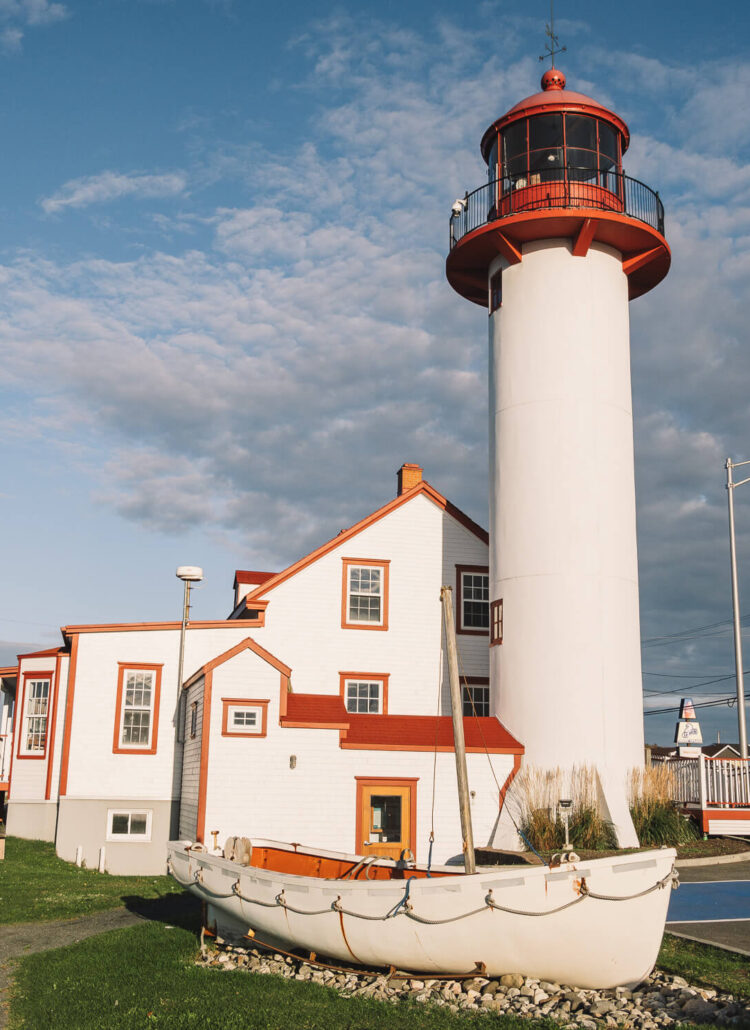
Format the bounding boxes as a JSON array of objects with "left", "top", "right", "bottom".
[{"left": 644, "top": 694, "right": 745, "bottom": 717}]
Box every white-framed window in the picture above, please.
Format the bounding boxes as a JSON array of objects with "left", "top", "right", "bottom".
[
  {"left": 106, "top": 809, "right": 153, "bottom": 842},
  {"left": 462, "top": 681, "right": 490, "bottom": 717},
  {"left": 19, "top": 676, "right": 51, "bottom": 756},
  {"left": 456, "top": 566, "right": 489, "bottom": 633},
  {"left": 114, "top": 664, "right": 162, "bottom": 754},
  {"left": 348, "top": 566, "right": 382, "bottom": 623},
  {"left": 345, "top": 679, "right": 383, "bottom": 714},
  {"left": 222, "top": 699, "right": 268, "bottom": 737}
]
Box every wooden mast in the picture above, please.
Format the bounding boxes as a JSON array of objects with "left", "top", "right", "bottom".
[{"left": 441, "top": 585, "right": 476, "bottom": 874}]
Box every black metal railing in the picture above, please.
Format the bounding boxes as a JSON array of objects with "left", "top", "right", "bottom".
[{"left": 449, "top": 169, "right": 664, "bottom": 250}]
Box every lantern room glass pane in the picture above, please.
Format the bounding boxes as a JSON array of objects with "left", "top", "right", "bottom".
[
  {"left": 487, "top": 136, "right": 498, "bottom": 181},
  {"left": 565, "top": 114, "right": 597, "bottom": 151},
  {"left": 528, "top": 113, "right": 563, "bottom": 152},
  {"left": 598, "top": 122, "right": 618, "bottom": 169},
  {"left": 502, "top": 120, "right": 527, "bottom": 170}
]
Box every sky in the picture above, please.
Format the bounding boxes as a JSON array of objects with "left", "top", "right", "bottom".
[{"left": 1, "top": 0, "right": 750, "bottom": 746}]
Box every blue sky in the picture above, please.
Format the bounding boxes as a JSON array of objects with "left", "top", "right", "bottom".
[{"left": 2, "top": 0, "right": 750, "bottom": 747}]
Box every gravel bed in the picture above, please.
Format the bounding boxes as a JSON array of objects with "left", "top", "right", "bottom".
[{"left": 199, "top": 939, "right": 750, "bottom": 1026}]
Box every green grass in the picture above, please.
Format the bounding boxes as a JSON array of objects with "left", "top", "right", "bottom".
[
  {"left": 658, "top": 934, "right": 750, "bottom": 999},
  {"left": 0, "top": 837, "right": 184, "bottom": 924},
  {"left": 9, "top": 921, "right": 560, "bottom": 1030}
]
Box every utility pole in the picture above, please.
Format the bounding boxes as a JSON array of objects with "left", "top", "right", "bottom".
[{"left": 726, "top": 459, "right": 749, "bottom": 759}]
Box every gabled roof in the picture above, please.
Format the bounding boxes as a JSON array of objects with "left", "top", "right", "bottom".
[
  {"left": 233, "top": 570, "right": 276, "bottom": 590},
  {"left": 243, "top": 480, "right": 487, "bottom": 605},
  {"left": 184, "top": 635, "right": 291, "bottom": 689}
]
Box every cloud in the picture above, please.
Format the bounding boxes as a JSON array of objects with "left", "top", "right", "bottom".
[
  {"left": 41, "top": 171, "right": 188, "bottom": 214},
  {"left": 0, "top": 0, "right": 66, "bottom": 51}
]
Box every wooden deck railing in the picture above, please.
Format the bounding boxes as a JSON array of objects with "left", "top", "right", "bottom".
[{"left": 670, "top": 755, "right": 750, "bottom": 808}]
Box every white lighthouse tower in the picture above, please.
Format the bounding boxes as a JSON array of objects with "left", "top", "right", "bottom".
[{"left": 446, "top": 65, "right": 670, "bottom": 846}]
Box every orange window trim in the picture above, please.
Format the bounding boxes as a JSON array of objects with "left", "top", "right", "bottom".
[
  {"left": 455, "top": 564, "right": 489, "bottom": 637},
  {"left": 221, "top": 698, "right": 269, "bottom": 738},
  {"left": 5, "top": 659, "right": 22, "bottom": 797},
  {"left": 16, "top": 669, "right": 55, "bottom": 761},
  {"left": 490, "top": 598, "right": 503, "bottom": 646},
  {"left": 354, "top": 776, "right": 418, "bottom": 861},
  {"left": 339, "top": 672, "right": 389, "bottom": 715},
  {"left": 44, "top": 653, "right": 63, "bottom": 799},
  {"left": 341, "top": 558, "right": 390, "bottom": 632},
  {"left": 58, "top": 634, "right": 79, "bottom": 797},
  {"left": 112, "top": 662, "right": 164, "bottom": 756}
]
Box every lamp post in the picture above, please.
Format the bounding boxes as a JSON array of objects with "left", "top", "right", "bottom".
[
  {"left": 725, "top": 459, "right": 749, "bottom": 759},
  {"left": 176, "top": 566, "right": 203, "bottom": 697}
]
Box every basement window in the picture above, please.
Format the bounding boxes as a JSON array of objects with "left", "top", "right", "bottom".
[{"left": 107, "top": 809, "right": 152, "bottom": 842}]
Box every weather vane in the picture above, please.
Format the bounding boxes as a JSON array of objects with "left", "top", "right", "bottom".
[{"left": 539, "top": 0, "right": 566, "bottom": 68}]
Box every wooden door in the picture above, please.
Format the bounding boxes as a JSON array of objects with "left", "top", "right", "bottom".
[{"left": 357, "top": 783, "right": 412, "bottom": 860}]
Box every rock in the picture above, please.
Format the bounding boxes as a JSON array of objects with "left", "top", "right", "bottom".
[
  {"left": 481, "top": 980, "right": 499, "bottom": 996},
  {"left": 682, "top": 998, "right": 718, "bottom": 1022},
  {"left": 590, "top": 999, "right": 614, "bottom": 1017},
  {"left": 500, "top": 973, "right": 525, "bottom": 989},
  {"left": 534, "top": 989, "right": 550, "bottom": 1005},
  {"left": 539, "top": 981, "right": 560, "bottom": 993},
  {"left": 520, "top": 985, "right": 535, "bottom": 997},
  {"left": 564, "top": 991, "right": 585, "bottom": 1012}
]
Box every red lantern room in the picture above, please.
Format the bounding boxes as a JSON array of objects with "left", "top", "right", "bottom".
[{"left": 446, "top": 68, "right": 670, "bottom": 304}]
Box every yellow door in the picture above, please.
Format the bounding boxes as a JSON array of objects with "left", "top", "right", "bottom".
[{"left": 358, "top": 784, "right": 411, "bottom": 860}]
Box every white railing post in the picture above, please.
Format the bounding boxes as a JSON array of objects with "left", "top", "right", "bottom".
[{"left": 699, "top": 754, "right": 707, "bottom": 809}]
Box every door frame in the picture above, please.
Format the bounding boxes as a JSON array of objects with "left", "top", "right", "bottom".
[{"left": 354, "top": 776, "right": 418, "bottom": 860}]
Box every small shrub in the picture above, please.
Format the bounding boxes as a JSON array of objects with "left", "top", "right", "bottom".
[{"left": 629, "top": 765, "right": 700, "bottom": 846}]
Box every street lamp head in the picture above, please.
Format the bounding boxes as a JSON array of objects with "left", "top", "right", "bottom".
[{"left": 176, "top": 566, "right": 203, "bottom": 583}]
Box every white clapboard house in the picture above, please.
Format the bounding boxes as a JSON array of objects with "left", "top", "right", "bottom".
[{"left": 6, "top": 465, "right": 522, "bottom": 874}]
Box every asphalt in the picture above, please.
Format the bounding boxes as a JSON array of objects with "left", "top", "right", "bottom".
[{"left": 667, "top": 856, "right": 750, "bottom": 955}]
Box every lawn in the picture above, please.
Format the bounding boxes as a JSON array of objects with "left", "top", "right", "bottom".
[
  {"left": 659, "top": 934, "right": 750, "bottom": 999},
  {"left": 8, "top": 920, "right": 559, "bottom": 1030},
  {"left": 0, "top": 837, "right": 184, "bottom": 924}
]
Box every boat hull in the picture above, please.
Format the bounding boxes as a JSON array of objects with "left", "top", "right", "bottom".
[{"left": 167, "top": 839, "right": 676, "bottom": 989}]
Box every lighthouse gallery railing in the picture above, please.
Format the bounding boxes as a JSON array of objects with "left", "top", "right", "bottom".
[{"left": 449, "top": 170, "right": 665, "bottom": 249}]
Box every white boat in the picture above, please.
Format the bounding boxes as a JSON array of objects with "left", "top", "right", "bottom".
[{"left": 167, "top": 836, "right": 677, "bottom": 989}]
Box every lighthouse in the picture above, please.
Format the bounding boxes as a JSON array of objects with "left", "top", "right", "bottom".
[{"left": 446, "top": 65, "right": 670, "bottom": 846}]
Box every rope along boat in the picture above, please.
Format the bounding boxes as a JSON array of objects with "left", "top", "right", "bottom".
[{"left": 167, "top": 837, "right": 677, "bottom": 989}]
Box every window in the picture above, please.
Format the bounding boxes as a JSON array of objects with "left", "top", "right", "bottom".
[
  {"left": 491, "top": 599, "right": 503, "bottom": 645},
  {"left": 462, "top": 678, "right": 490, "bottom": 717},
  {"left": 341, "top": 559, "right": 390, "bottom": 631},
  {"left": 107, "top": 809, "right": 152, "bottom": 842},
  {"left": 190, "top": 701, "right": 198, "bottom": 739},
  {"left": 340, "top": 672, "right": 389, "bottom": 714},
  {"left": 113, "top": 663, "right": 163, "bottom": 755},
  {"left": 18, "top": 673, "right": 52, "bottom": 758},
  {"left": 456, "top": 566, "right": 489, "bottom": 634},
  {"left": 489, "top": 270, "right": 502, "bottom": 313},
  {"left": 221, "top": 698, "right": 269, "bottom": 737}
]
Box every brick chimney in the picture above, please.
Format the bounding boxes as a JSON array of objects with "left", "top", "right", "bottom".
[{"left": 397, "top": 463, "right": 423, "bottom": 496}]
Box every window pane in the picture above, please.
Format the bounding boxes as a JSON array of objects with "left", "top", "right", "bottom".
[
  {"left": 502, "top": 120, "right": 527, "bottom": 166},
  {"left": 111, "top": 814, "right": 130, "bottom": 834},
  {"left": 487, "top": 136, "right": 498, "bottom": 180},
  {"left": 565, "top": 114, "right": 596, "bottom": 150},
  {"left": 130, "top": 815, "right": 148, "bottom": 836},
  {"left": 528, "top": 114, "right": 563, "bottom": 151},
  {"left": 370, "top": 795, "right": 402, "bottom": 842},
  {"left": 462, "top": 685, "right": 490, "bottom": 717},
  {"left": 598, "top": 121, "right": 618, "bottom": 162}
]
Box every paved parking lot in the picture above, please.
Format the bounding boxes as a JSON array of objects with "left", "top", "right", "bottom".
[{"left": 666, "top": 858, "right": 750, "bottom": 955}]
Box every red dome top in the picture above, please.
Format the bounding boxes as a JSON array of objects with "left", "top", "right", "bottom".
[{"left": 480, "top": 70, "right": 630, "bottom": 162}]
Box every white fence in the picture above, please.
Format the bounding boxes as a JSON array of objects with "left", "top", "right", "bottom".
[{"left": 671, "top": 755, "right": 750, "bottom": 808}]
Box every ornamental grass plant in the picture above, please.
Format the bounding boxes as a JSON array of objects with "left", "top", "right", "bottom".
[
  {"left": 510, "top": 764, "right": 617, "bottom": 852},
  {"left": 629, "top": 764, "right": 700, "bottom": 846}
]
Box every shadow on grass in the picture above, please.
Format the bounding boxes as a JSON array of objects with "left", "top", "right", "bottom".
[{"left": 121, "top": 891, "right": 202, "bottom": 934}]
